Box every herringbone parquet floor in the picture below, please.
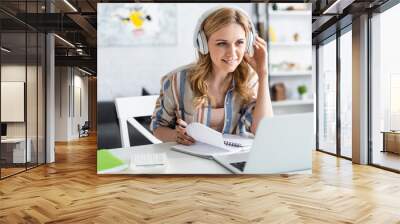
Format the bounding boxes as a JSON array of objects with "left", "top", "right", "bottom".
[{"left": 1, "top": 134, "right": 400, "bottom": 223}]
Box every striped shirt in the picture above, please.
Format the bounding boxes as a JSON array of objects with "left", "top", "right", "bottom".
[{"left": 150, "top": 64, "right": 259, "bottom": 136}]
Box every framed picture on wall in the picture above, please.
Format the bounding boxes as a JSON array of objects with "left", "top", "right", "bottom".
[
  {"left": 98, "top": 3, "right": 177, "bottom": 47},
  {"left": 1, "top": 81, "right": 25, "bottom": 122}
]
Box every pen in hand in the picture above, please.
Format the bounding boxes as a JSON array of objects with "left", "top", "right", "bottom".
[
  {"left": 177, "top": 118, "right": 187, "bottom": 128},
  {"left": 176, "top": 119, "right": 195, "bottom": 145}
]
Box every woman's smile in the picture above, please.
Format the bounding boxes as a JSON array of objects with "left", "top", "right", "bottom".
[{"left": 222, "top": 58, "right": 238, "bottom": 65}]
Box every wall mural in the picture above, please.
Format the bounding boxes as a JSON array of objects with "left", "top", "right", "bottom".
[{"left": 98, "top": 3, "right": 177, "bottom": 47}]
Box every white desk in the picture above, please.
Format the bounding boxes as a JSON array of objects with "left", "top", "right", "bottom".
[
  {"left": 102, "top": 142, "right": 312, "bottom": 175},
  {"left": 1, "top": 138, "right": 31, "bottom": 163},
  {"left": 105, "top": 142, "right": 230, "bottom": 174}
]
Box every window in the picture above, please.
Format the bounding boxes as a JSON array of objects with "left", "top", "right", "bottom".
[
  {"left": 339, "top": 29, "right": 352, "bottom": 158},
  {"left": 317, "top": 37, "right": 337, "bottom": 154},
  {"left": 370, "top": 3, "right": 400, "bottom": 171},
  {"left": 0, "top": 1, "right": 47, "bottom": 179}
]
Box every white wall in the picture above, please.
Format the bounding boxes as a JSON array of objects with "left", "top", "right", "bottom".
[
  {"left": 55, "top": 67, "right": 69, "bottom": 141},
  {"left": 72, "top": 74, "right": 89, "bottom": 138},
  {"left": 1, "top": 64, "right": 46, "bottom": 163},
  {"left": 1, "top": 65, "right": 38, "bottom": 137},
  {"left": 98, "top": 3, "right": 253, "bottom": 102},
  {"left": 55, "top": 67, "right": 89, "bottom": 141}
]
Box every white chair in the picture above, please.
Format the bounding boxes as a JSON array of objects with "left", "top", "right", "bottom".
[{"left": 115, "top": 95, "right": 162, "bottom": 148}]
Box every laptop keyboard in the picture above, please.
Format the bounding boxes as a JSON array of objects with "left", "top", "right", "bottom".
[{"left": 230, "top": 161, "right": 246, "bottom": 172}]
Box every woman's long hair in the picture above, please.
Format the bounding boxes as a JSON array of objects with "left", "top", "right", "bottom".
[{"left": 189, "top": 8, "right": 254, "bottom": 109}]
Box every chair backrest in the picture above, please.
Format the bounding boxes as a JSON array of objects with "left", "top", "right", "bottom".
[
  {"left": 115, "top": 95, "right": 161, "bottom": 148},
  {"left": 82, "top": 121, "right": 90, "bottom": 129}
]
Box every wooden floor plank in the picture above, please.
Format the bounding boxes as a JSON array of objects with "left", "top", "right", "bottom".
[{"left": 0, "top": 134, "right": 400, "bottom": 223}]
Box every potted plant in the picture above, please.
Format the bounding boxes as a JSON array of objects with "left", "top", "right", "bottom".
[{"left": 297, "top": 85, "right": 307, "bottom": 100}]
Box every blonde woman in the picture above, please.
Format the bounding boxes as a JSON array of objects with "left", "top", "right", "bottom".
[{"left": 150, "top": 6, "right": 273, "bottom": 145}]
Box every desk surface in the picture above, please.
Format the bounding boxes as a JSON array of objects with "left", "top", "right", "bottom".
[
  {"left": 102, "top": 142, "right": 312, "bottom": 175},
  {"left": 105, "top": 142, "right": 230, "bottom": 174}
]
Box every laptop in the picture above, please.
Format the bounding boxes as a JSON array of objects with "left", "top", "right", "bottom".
[{"left": 213, "top": 113, "right": 314, "bottom": 174}]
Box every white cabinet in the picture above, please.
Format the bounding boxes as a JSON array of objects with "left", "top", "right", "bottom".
[{"left": 1, "top": 138, "right": 32, "bottom": 163}]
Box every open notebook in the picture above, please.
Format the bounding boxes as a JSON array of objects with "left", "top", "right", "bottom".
[{"left": 171, "top": 122, "right": 253, "bottom": 159}]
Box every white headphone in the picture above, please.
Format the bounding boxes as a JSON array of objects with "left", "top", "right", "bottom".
[{"left": 193, "top": 6, "right": 256, "bottom": 56}]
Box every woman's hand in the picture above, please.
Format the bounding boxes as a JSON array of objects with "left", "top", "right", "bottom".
[
  {"left": 176, "top": 119, "right": 195, "bottom": 145},
  {"left": 244, "top": 35, "right": 268, "bottom": 80}
]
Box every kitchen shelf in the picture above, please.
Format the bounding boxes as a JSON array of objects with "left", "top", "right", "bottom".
[
  {"left": 267, "top": 5, "right": 313, "bottom": 115},
  {"left": 270, "top": 71, "right": 312, "bottom": 77},
  {"left": 272, "top": 99, "right": 313, "bottom": 107},
  {"left": 269, "top": 42, "right": 310, "bottom": 47}
]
